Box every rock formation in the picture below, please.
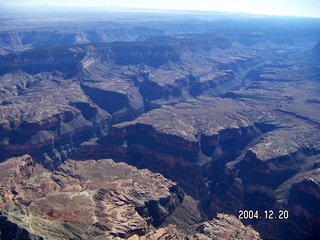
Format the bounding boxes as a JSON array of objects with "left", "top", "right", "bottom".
[
  {"left": 0, "top": 155, "right": 261, "bottom": 239},
  {"left": 0, "top": 154, "right": 182, "bottom": 238},
  {"left": 0, "top": 10, "right": 320, "bottom": 239}
]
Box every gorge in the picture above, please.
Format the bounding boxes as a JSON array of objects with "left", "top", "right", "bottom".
[{"left": 0, "top": 9, "right": 320, "bottom": 239}]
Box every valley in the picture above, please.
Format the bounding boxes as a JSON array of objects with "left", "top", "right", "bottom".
[{"left": 0, "top": 9, "right": 319, "bottom": 239}]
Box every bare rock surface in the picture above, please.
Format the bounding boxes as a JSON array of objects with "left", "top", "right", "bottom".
[
  {"left": 191, "top": 213, "right": 261, "bottom": 240},
  {"left": 0, "top": 32, "right": 264, "bottom": 165},
  {"left": 0, "top": 155, "right": 262, "bottom": 239},
  {"left": 0, "top": 155, "right": 185, "bottom": 239},
  {"left": 128, "top": 214, "right": 261, "bottom": 240},
  {"left": 0, "top": 70, "right": 111, "bottom": 168},
  {"left": 91, "top": 96, "right": 262, "bottom": 201},
  {"left": 87, "top": 54, "right": 320, "bottom": 238},
  {"left": 0, "top": 11, "right": 320, "bottom": 240}
]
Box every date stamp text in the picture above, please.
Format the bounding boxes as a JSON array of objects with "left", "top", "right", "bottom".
[{"left": 238, "top": 210, "right": 289, "bottom": 220}]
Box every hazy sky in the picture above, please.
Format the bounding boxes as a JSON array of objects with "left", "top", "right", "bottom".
[{"left": 1, "top": 0, "right": 320, "bottom": 18}]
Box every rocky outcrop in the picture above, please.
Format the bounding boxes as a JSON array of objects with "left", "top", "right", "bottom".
[
  {"left": 0, "top": 71, "right": 111, "bottom": 168},
  {"left": 0, "top": 31, "right": 273, "bottom": 165},
  {"left": 0, "top": 155, "right": 186, "bottom": 239},
  {"left": 128, "top": 214, "right": 261, "bottom": 239},
  {"left": 0, "top": 214, "right": 44, "bottom": 240},
  {"left": 0, "top": 12, "right": 221, "bottom": 56},
  {"left": 285, "top": 170, "right": 320, "bottom": 239},
  {"left": 2, "top": 10, "right": 320, "bottom": 56},
  {"left": 1, "top": 11, "right": 320, "bottom": 240},
  {"left": 191, "top": 213, "right": 261, "bottom": 240},
  {"left": 0, "top": 48, "right": 84, "bottom": 75},
  {"left": 77, "top": 56, "right": 320, "bottom": 239},
  {"left": 78, "top": 97, "right": 264, "bottom": 203},
  {"left": 0, "top": 155, "right": 262, "bottom": 239}
]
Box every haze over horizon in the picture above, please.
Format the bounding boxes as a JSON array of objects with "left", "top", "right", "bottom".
[{"left": 1, "top": 0, "right": 320, "bottom": 18}]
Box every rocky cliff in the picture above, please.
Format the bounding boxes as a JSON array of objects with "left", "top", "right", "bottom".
[
  {"left": 0, "top": 12, "right": 320, "bottom": 239},
  {"left": 0, "top": 32, "right": 273, "bottom": 166},
  {"left": 76, "top": 35, "right": 320, "bottom": 239},
  {"left": 0, "top": 154, "right": 261, "bottom": 239},
  {"left": 2, "top": 11, "right": 319, "bottom": 56},
  {"left": 0, "top": 154, "right": 184, "bottom": 239}
]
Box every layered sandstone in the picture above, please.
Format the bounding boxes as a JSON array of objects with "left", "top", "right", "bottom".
[
  {"left": 0, "top": 155, "right": 262, "bottom": 239},
  {"left": 129, "top": 214, "right": 261, "bottom": 240},
  {"left": 0, "top": 12, "right": 320, "bottom": 240},
  {"left": 0, "top": 155, "right": 184, "bottom": 239}
]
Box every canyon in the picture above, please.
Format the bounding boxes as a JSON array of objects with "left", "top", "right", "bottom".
[{"left": 0, "top": 9, "right": 320, "bottom": 239}]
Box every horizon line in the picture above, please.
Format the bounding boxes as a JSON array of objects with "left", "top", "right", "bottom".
[{"left": 1, "top": 4, "right": 320, "bottom": 19}]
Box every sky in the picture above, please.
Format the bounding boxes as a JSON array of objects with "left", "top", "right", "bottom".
[{"left": 1, "top": 0, "right": 320, "bottom": 18}]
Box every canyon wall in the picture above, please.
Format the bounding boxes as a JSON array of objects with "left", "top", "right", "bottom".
[{"left": 0, "top": 13, "right": 320, "bottom": 239}]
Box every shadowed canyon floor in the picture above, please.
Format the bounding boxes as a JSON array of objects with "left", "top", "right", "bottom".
[{"left": 0, "top": 10, "right": 320, "bottom": 239}]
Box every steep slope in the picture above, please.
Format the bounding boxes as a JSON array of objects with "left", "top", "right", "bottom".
[
  {"left": 77, "top": 39, "right": 320, "bottom": 238},
  {"left": 0, "top": 155, "right": 184, "bottom": 239},
  {"left": 0, "top": 33, "right": 273, "bottom": 165},
  {"left": 0, "top": 13, "right": 320, "bottom": 239},
  {"left": 0, "top": 70, "right": 110, "bottom": 168},
  {"left": 0, "top": 155, "right": 261, "bottom": 239}
]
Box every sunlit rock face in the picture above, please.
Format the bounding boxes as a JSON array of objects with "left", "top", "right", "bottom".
[
  {"left": 0, "top": 155, "right": 262, "bottom": 239},
  {"left": 0, "top": 155, "right": 184, "bottom": 239},
  {"left": 0, "top": 12, "right": 320, "bottom": 239},
  {"left": 90, "top": 97, "right": 262, "bottom": 201}
]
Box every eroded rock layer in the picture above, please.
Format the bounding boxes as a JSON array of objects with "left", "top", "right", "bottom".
[
  {"left": 0, "top": 12, "right": 320, "bottom": 239},
  {"left": 0, "top": 155, "right": 261, "bottom": 239},
  {"left": 0, "top": 154, "right": 182, "bottom": 239}
]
